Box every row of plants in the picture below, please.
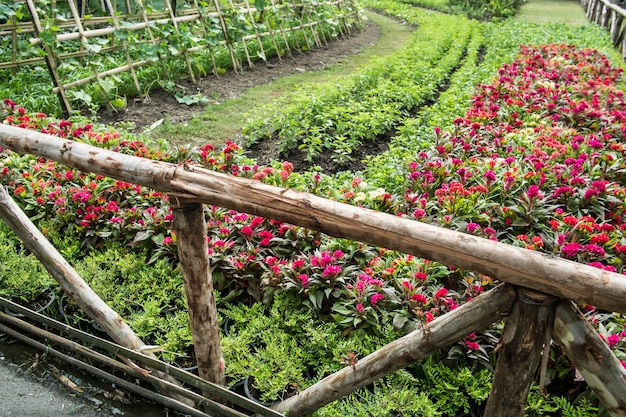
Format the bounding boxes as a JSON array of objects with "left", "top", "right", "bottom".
[
  {"left": 0, "top": 0, "right": 360, "bottom": 115},
  {"left": 1, "top": 3, "right": 626, "bottom": 416},
  {"left": 397, "top": 0, "right": 526, "bottom": 20},
  {"left": 243, "top": 8, "right": 481, "bottom": 169}
]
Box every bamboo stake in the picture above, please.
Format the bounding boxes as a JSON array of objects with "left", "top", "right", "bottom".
[
  {"left": 483, "top": 288, "right": 558, "bottom": 417},
  {"left": 553, "top": 300, "right": 626, "bottom": 417},
  {"left": 102, "top": 0, "right": 145, "bottom": 100},
  {"left": 212, "top": 0, "right": 242, "bottom": 73},
  {"left": 170, "top": 197, "right": 225, "bottom": 389},
  {"left": 24, "top": 0, "right": 73, "bottom": 117},
  {"left": 164, "top": 0, "right": 197, "bottom": 83},
  {"left": 2, "top": 125, "right": 626, "bottom": 314},
  {"left": 272, "top": 284, "right": 516, "bottom": 416}
]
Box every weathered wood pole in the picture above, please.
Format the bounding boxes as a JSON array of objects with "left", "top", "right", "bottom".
[
  {"left": 0, "top": 185, "right": 194, "bottom": 406},
  {"left": 553, "top": 300, "right": 626, "bottom": 417},
  {"left": 272, "top": 284, "right": 516, "bottom": 416},
  {"left": 483, "top": 287, "right": 559, "bottom": 417},
  {"left": 170, "top": 196, "right": 225, "bottom": 388}
]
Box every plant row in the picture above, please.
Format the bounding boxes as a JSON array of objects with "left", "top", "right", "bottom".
[{"left": 243, "top": 8, "right": 481, "bottom": 168}]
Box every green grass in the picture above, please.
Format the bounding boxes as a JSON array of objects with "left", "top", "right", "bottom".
[
  {"left": 516, "top": 0, "right": 588, "bottom": 25},
  {"left": 151, "top": 10, "right": 413, "bottom": 148}
]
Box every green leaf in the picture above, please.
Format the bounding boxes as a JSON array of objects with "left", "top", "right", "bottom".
[{"left": 255, "top": 0, "right": 265, "bottom": 11}]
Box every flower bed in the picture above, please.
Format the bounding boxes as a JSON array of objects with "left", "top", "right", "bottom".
[{"left": 1, "top": 17, "right": 626, "bottom": 417}]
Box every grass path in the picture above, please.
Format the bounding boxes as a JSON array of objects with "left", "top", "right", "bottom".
[
  {"left": 516, "top": 0, "right": 588, "bottom": 24},
  {"left": 155, "top": 11, "right": 413, "bottom": 147}
]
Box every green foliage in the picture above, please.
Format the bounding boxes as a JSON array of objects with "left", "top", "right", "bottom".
[{"left": 0, "top": 222, "right": 56, "bottom": 302}]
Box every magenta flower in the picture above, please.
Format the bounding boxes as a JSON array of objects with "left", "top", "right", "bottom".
[
  {"left": 607, "top": 334, "right": 620, "bottom": 346},
  {"left": 371, "top": 293, "right": 385, "bottom": 306},
  {"left": 298, "top": 274, "right": 309, "bottom": 288},
  {"left": 560, "top": 242, "right": 582, "bottom": 258},
  {"left": 466, "top": 223, "right": 481, "bottom": 233},
  {"left": 527, "top": 184, "right": 540, "bottom": 199},
  {"left": 356, "top": 303, "right": 365, "bottom": 314},
  {"left": 322, "top": 265, "right": 342, "bottom": 278},
  {"left": 465, "top": 341, "right": 480, "bottom": 351}
]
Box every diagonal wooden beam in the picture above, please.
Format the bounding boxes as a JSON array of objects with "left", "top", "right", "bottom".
[
  {"left": 272, "top": 284, "right": 516, "bottom": 416},
  {"left": 1, "top": 125, "right": 625, "bottom": 314}
]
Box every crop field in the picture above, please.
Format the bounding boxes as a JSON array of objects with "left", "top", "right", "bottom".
[{"left": 1, "top": 0, "right": 626, "bottom": 415}]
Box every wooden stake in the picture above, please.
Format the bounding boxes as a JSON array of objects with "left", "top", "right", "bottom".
[
  {"left": 272, "top": 284, "right": 516, "bottom": 416},
  {"left": 553, "top": 300, "right": 626, "bottom": 417},
  {"left": 483, "top": 287, "right": 558, "bottom": 417},
  {"left": 170, "top": 197, "right": 225, "bottom": 390}
]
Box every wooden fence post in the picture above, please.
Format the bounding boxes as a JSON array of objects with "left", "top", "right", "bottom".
[
  {"left": 553, "top": 300, "right": 626, "bottom": 417},
  {"left": 170, "top": 196, "right": 225, "bottom": 389},
  {"left": 483, "top": 287, "right": 558, "bottom": 417}
]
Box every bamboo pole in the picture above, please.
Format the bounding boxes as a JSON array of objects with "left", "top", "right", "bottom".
[
  {"left": 553, "top": 301, "right": 626, "bottom": 417},
  {"left": 483, "top": 288, "right": 558, "bottom": 417},
  {"left": 0, "top": 297, "right": 282, "bottom": 417},
  {"left": 170, "top": 197, "right": 225, "bottom": 388},
  {"left": 272, "top": 284, "right": 516, "bottom": 416},
  {"left": 24, "top": 0, "right": 73, "bottom": 117},
  {"left": 1, "top": 125, "right": 626, "bottom": 314}
]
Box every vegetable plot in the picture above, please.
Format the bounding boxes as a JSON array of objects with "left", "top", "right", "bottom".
[{"left": 0, "top": 0, "right": 360, "bottom": 116}]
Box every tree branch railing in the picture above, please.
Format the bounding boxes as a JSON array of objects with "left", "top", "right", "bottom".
[
  {"left": 581, "top": 0, "right": 626, "bottom": 59},
  {"left": 0, "top": 124, "right": 625, "bottom": 416}
]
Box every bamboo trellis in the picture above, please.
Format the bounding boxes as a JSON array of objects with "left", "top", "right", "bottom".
[
  {"left": 580, "top": 0, "right": 626, "bottom": 59},
  {"left": 0, "top": 124, "right": 625, "bottom": 416},
  {"left": 0, "top": 0, "right": 360, "bottom": 115}
]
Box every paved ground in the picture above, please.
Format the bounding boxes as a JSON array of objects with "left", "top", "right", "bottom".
[{"left": 0, "top": 357, "right": 107, "bottom": 417}]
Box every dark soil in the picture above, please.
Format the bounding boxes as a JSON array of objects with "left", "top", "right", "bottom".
[{"left": 97, "top": 20, "right": 380, "bottom": 134}]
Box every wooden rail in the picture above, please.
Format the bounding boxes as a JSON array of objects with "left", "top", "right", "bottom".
[
  {"left": 581, "top": 0, "right": 626, "bottom": 59},
  {"left": 0, "top": 124, "right": 625, "bottom": 416}
]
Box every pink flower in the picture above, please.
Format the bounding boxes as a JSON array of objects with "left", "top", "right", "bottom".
[
  {"left": 561, "top": 242, "right": 582, "bottom": 258},
  {"left": 411, "top": 293, "right": 427, "bottom": 304},
  {"left": 527, "top": 184, "right": 540, "bottom": 199},
  {"left": 466, "top": 223, "right": 481, "bottom": 233},
  {"left": 465, "top": 341, "right": 480, "bottom": 351},
  {"left": 371, "top": 293, "right": 385, "bottom": 306},
  {"left": 162, "top": 236, "right": 173, "bottom": 245},
  {"left": 322, "top": 265, "right": 342, "bottom": 278},
  {"left": 356, "top": 303, "right": 365, "bottom": 314},
  {"left": 607, "top": 334, "right": 621, "bottom": 346}
]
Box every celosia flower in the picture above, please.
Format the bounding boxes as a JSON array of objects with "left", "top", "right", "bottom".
[
  {"left": 607, "top": 334, "right": 620, "bottom": 346},
  {"left": 371, "top": 293, "right": 384, "bottom": 306},
  {"left": 465, "top": 341, "right": 480, "bottom": 351}
]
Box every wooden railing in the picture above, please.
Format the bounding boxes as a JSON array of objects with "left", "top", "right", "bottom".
[
  {"left": 0, "top": 124, "right": 625, "bottom": 416},
  {"left": 581, "top": 0, "right": 626, "bottom": 59}
]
